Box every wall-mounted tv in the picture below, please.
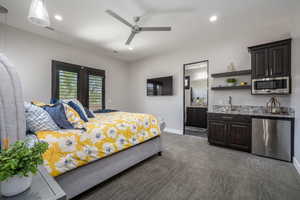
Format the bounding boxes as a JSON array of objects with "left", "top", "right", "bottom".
[{"left": 147, "top": 76, "right": 173, "bottom": 96}]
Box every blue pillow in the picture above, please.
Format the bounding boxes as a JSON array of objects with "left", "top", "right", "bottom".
[
  {"left": 42, "top": 103, "right": 74, "bottom": 129},
  {"left": 68, "top": 101, "right": 89, "bottom": 122},
  {"left": 94, "top": 109, "right": 119, "bottom": 113},
  {"left": 84, "top": 107, "right": 95, "bottom": 118},
  {"left": 50, "top": 98, "right": 61, "bottom": 104}
]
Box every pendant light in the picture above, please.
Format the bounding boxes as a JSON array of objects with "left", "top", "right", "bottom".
[
  {"left": 28, "top": 0, "right": 50, "bottom": 27},
  {"left": 0, "top": 4, "right": 8, "bottom": 53}
]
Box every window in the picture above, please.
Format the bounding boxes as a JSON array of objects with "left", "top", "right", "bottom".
[
  {"left": 52, "top": 60, "right": 105, "bottom": 110},
  {"left": 88, "top": 74, "right": 104, "bottom": 111},
  {"left": 58, "top": 70, "right": 78, "bottom": 100}
]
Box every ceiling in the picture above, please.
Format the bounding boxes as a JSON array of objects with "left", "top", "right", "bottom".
[{"left": 0, "top": 0, "right": 299, "bottom": 62}]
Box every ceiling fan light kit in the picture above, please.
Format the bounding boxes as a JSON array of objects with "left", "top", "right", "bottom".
[
  {"left": 106, "top": 10, "right": 172, "bottom": 46},
  {"left": 28, "top": 0, "right": 50, "bottom": 27}
]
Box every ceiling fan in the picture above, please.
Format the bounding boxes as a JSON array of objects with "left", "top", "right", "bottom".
[{"left": 106, "top": 10, "right": 172, "bottom": 46}]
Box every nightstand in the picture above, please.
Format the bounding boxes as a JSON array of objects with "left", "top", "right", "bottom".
[{"left": 0, "top": 166, "right": 66, "bottom": 200}]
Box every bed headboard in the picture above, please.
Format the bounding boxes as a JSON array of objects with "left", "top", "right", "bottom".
[{"left": 0, "top": 53, "right": 26, "bottom": 149}]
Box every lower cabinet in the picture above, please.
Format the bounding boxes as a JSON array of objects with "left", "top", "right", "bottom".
[
  {"left": 207, "top": 120, "right": 227, "bottom": 146},
  {"left": 208, "top": 113, "right": 251, "bottom": 152},
  {"left": 186, "top": 107, "right": 207, "bottom": 128}
]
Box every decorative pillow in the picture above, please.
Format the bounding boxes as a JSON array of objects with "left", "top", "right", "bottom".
[
  {"left": 93, "top": 109, "right": 119, "bottom": 113},
  {"left": 42, "top": 103, "right": 74, "bottom": 129},
  {"left": 31, "top": 101, "right": 51, "bottom": 107},
  {"left": 66, "top": 100, "right": 89, "bottom": 122},
  {"left": 24, "top": 102, "right": 59, "bottom": 132},
  {"left": 63, "top": 104, "right": 86, "bottom": 129},
  {"left": 50, "top": 98, "right": 62, "bottom": 104},
  {"left": 84, "top": 107, "right": 95, "bottom": 118}
]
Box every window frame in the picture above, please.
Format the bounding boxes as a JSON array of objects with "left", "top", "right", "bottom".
[{"left": 52, "top": 60, "right": 105, "bottom": 110}]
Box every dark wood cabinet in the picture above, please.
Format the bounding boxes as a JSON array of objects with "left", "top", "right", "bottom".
[
  {"left": 208, "top": 120, "right": 227, "bottom": 146},
  {"left": 227, "top": 122, "right": 251, "bottom": 152},
  {"left": 251, "top": 48, "right": 269, "bottom": 79},
  {"left": 268, "top": 44, "right": 290, "bottom": 77},
  {"left": 208, "top": 113, "right": 251, "bottom": 152},
  {"left": 186, "top": 107, "right": 207, "bottom": 128},
  {"left": 249, "top": 39, "right": 291, "bottom": 79}
]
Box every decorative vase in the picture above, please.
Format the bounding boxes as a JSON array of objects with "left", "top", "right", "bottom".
[{"left": 1, "top": 174, "right": 32, "bottom": 197}]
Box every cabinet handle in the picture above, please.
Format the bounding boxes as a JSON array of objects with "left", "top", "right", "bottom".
[{"left": 222, "top": 116, "right": 233, "bottom": 119}]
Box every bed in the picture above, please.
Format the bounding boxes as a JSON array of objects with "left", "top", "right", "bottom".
[
  {"left": 36, "top": 111, "right": 164, "bottom": 199},
  {"left": 0, "top": 54, "right": 163, "bottom": 199}
]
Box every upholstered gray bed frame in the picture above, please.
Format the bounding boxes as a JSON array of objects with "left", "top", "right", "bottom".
[{"left": 56, "top": 136, "right": 162, "bottom": 199}]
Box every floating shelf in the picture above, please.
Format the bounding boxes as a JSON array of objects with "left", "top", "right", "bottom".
[
  {"left": 211, "top": 70, "right": 251, "bottom": 78},
  {"left": 211, "top": 85, "right": 251, "bottom": 90}
]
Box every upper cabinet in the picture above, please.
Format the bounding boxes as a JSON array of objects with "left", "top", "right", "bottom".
[
  {"left": 249, "top": 39, "right": 291, "bottom": 79},
  {"left": 251, "top": 48, "right": 269, "bottom": 79}
]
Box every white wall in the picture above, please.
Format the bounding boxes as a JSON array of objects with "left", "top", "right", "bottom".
[
  {"left": 0, "top": 24, "right": 130, "bottom": 111},
  {"left": 291, "top": 8, "right": 300, "bottom": 167},
  {"left": 291, "top": 37, "right": 300, "bottom": 168},
  {"left": 128, "top": 36, "right": 292, "bottom": 131}
]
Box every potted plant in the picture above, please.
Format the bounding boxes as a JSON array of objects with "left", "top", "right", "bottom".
[
  {"left": 226, "top": 78, "right": 237, "bottom": 87},
  {"left": 0, "top": 140, "right": 48, "bottom": 197}
]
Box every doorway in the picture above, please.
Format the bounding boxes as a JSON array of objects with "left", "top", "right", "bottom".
[{"left": 183, "top": 60, "right": 209, "bottom": 137}]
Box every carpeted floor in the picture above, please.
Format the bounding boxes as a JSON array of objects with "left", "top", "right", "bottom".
[{"left": 74, "top": 133, "right": 300, "bottom": 200}]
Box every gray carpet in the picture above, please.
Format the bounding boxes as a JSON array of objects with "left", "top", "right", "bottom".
[{"left": 74, "top": 133, "right": 300, "bottom": 200}]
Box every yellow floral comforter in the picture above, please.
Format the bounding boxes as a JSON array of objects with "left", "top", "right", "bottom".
[{"left": 37, "top": 112, "right": 161, "bottom": 177}]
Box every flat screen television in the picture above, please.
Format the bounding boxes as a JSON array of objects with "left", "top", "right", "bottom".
[{"left": 147, "top": 76, "right": 173, "bottom": 96}]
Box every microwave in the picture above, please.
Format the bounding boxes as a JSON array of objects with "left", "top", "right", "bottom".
[{"left": 252, "top": 76, "right": 290, "bottom": 95}]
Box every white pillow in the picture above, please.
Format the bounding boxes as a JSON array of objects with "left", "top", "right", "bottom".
[{"left": 24, "top": 102, "right": 60, "bottom": 132}]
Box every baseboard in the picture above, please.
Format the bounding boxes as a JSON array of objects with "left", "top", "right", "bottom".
[
  {"left": 164, "top": 128, "right": 183, "bottom": 135},
  {"left": 293, "top": 157, "right": 300, "bottom": 175}
]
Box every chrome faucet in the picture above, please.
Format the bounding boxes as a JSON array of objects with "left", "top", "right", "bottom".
[{"left": 229, "top": 96, "right": 233, "bottom": 111}]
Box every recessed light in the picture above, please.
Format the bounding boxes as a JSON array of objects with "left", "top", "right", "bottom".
[
  {"left": 128, "top": 46, "right": 133, "bottom": 51},
  {"left": 209, "top": 15, "right": 218, "bottom": 22},
  {"left": 54, "top": 14, "right": 63, "bottom": 21}
]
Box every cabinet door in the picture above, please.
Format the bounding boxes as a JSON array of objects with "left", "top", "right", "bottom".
[
  {"left": 227, "top": 122, "right": 251, "bottom": 152},
  {"left": 251, "top": 49, "right": 269, "bottom": 79},
  {"left": 199, "top": 108, "right": 207, "bottom": 129},
  {"left": 186, "top": 108, "right": 207, "bottom": 128},
  {"left": 268, "top": 44, "right": 290, "bottom": 77},
  {"left": 186, "top": 108, "right": 196, "bottom": 126},
  {"left": 208, "top": 120, "right": 227, "bottom": 146}
]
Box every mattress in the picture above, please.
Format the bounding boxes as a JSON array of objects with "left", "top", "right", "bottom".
[{"left": 36, "top": 112, "right": 161, "bottom": 176}]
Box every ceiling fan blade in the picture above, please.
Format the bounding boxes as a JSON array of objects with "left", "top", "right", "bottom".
[
  {"left": 45, "top": 26, "right": 55, "bottom": 31},
  {"left": 106, "top": 10, "right": 134, "bottom": 28},
  {"left": 125, "top": 31, "right": 136, "bottom": 45},
  {"left": 140, "top": 27, "right": 172, "bottom": 31},
  {"left": 0, "top": 4, "right": 8, "bottom": 13}
]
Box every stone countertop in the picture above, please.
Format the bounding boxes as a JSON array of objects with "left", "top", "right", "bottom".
[
  {"left": 209, "top": 105, "right": 295, "bottom": 119},
  {"left": 187, "top": 105, "right": 208, "bottom": 108}
]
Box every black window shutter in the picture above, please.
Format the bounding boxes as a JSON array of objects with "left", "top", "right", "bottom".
[
  {"left": 88, "top": 74, "right": 104, "bottom": 111},
  {"left": 58, "top": 70, "right": 78, "bottom": 100},
  {"left": 52, "top": 60, "right": 105, "bottom": 110}
]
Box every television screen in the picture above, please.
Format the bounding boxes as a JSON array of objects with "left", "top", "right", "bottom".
[{"left": 147, "top": 76, "right": 173, "bottom": 96}]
